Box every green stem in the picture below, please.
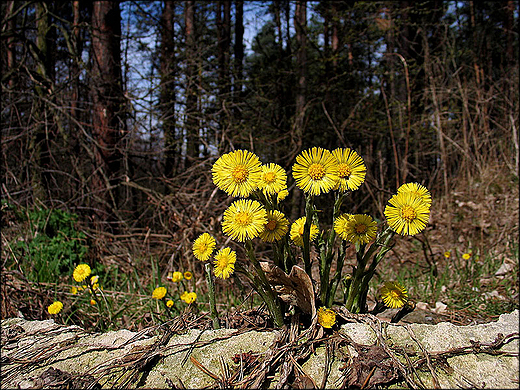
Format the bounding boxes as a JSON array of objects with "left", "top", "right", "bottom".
[
  {"left": 245, "top": 240, "right": 284, "bottom": 328},
  {"left": 204, "top": 263, "right": 220, "bottom": 329},
  {"left": 302, "top": 195, "right": 314, "bottom": 275}
]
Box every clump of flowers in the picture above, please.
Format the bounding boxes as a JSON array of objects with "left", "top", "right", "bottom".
[{"left": 201, "top": 148, "right": 431, "bottom": 327}]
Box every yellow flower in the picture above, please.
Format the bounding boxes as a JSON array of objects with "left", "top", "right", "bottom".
[
  {"left": 333, "top": 213, "right": 353, "bottom": 238},
  {"left": 260, "top": 210, "right": 290, "bottom": 242},
  {"left": 384, "top": 192, "right": 430, "bottom": 235},
  {"left": 214, "top": 247, "right": 236, "bottom": 279},
  {"left": 292, "top": 147, "right": 339, "bottom": 196},
  {"left": 152, "top": 286, "right": 167, "bottom": 300},
  {"left": 171, "top": 271, "right": 183, "bottom": 282},
  {"left": 317, "top": 307, "right": 336, "bottom": 328},
  {"left": 343, "top": 214, "right": 378, "bottom": 245},
  {"left": 397, "top": 182, "right": 432, "bottom": 209},
  {"left": 90, "top": 275, "right": 99, "bottom": 285},
  {"left": 332, "top": 148, "right": 366, "bottom": 191},
  {"left": 222, "top": 199, "right": 267, "bottom": 242},
  {"left": 444, "top": 251, "right": 451, "bottom": 259},
  {"left": 192, "top": 233, "right": 216, "bottom": 261},
  {"left": 290, "top": 216, "right": 319, "bottom": 247},
  {"left": 47, "top": 301, "right": 63, "bottom": 315},
  {"left": 90, "top": 299, "right": 97, "bottom": 305},
  {"left": 258, "top": 163, "right": 287, "bottom": 196},
  {"left": 70, "top": 286, "right": 78, "bottom": 295},
  {"left": 277, "top": 187, "right": 289, "bottom": 202},
  {"left": 166, "top": 300, "right": 174, "bottom": 308},
  {"left": 73, "top": 264, "right": 91, "bottom": 283},
  {"left": 380, "top": 281, "right": 408, "bottom": 309},
  {"left": 462, "top": 253, "right": 471, "bottom": 260},
  {"left": 182, "top": 292, "right": 197, "bottom": 304},
  {"left": 184, "top": 271, "right": 193, "bottom": 280},
  {"left": 212, "top": 150, "right": 262, "bottom": 197}
]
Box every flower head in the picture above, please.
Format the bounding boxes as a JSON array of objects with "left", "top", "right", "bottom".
[
  {"left": 152, "top": 286, "right": 167, "bottom": 300},
  {"left": 182, "top": 292, "right": 197, "bottom": 304},
  {"left": 71, "top": 286, "right": 78, "bottom": 295},
  {"left": 90, "top": 275, "right": 99, "bottom": 284},
  {"left": 166, "top": 299, "right": 174, "bottom": 308},
  {"left": 73, "top": 264, "right": 91, "bottom": 283},
  {"left": 384, "top": 192, "right": 430, "bottom": 235},
  {"left": 214, "top": 247, "right": 236, "bottom": 279},
  {"left": 47, "top": 301, "right": 63, "bottom": 315},
  {"left": 397, "top": 182, "right": 432, "bottom": 209},
  {"left": 343, "top": 214, "right": 378, "bottom": 245},
  {"left": 462, "top": 253, "right": 471, "bottom": 260},
  {"left": 184, "top": 271, "right": 193, "bottom": 280},
  {"left": 260, "top": 210, "right": 290, "bottom": 242},
  {"left": 380, "top": 281, "right": 408, "bottom": 309},
  {"left": 333, "top": 213, "right": 353, "bottom": 238},
  {"left": 170, "top": 271, "right": 183, "bottom": 282},
  {"left": 290, "top": 216, "right": 319, "bottom": 247},
  {"left": 277, "top": 187, "right": 289, "bottom": 202},
  {"left": 292, "top": 147, "right": 339, "bottom": 196},
  {"left": 317, "top": 307, "right": 336, "bottom": 328},
  {"left": 192, "top": 233, "right": 216, "bottom": 261},
  {"left": 444, "top": 251, "right": 451, "bottom": 259},
  {"left": 222, "top": 199, "right": 267, "bottom": 242},
  {"left": 332, "top": 148, "right": 366, "bottom": 191},
  {"left": 258, "top": 163, "right": 287, "bottom": 196},
  {"left": 212, "top": 150, "right": 262, "bottom": 197},
  {"left": 90, "top": 299, "right": 97, "bottom": 305}
]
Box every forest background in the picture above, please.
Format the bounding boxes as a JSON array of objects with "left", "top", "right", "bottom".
[{"left": 1, "top": 0, "right": 518, "bottom": 331}]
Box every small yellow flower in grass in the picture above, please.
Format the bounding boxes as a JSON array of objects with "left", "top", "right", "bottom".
[
  {"left": 152, "top": 286, "right": 167, "bottom": 300},
  {"left": 332, "top": 148, "right": 367, "bottom": 191},
  {"left": 290, "top": 216, "right": 319, "bottom": 247},
  {"left": 214, "top": 247, "right": 236, "bottom": 279},
  {"left": 343, "top": 214, "right": 378, "bottom": 245},
  {"left": 182, "top": 292, "right": 197, "bottom": 304},
  {"left": 71, "top": 286, "right": 78, "bottom": 295},
  {"left": 171, "top": 271, "right": 183, "bottom": 282},
  {"left": 384, "top": 192, "right": 430, "bottom": 235},
  {"left": 184, "top": 271, "right": 193, "bottom": 280},
  {"left": 260, "top": 210, "right": 290, "bottom": 242},
  {"left": 212, "top": 150, "right": 262, "bottom": 197},
  {"left": 166, "top": 300, "right": 174, "bottom": 308},
  {"left": 292, "top": 147, "right": 339, "bottom": 196},
  {"left": 192, "top": 233, "right": 216, "bottom": 261},
  {"left": 380, "top": 281, "right": 408, "bottom": 309},
  {"left": 90, "top": 275, "right": 99, "bottom": 285},
  {"left": 73, "top": 264, "right": 91, "bottom": 283},
  {"left": 258, "top": 163, "right": 287, "bottom": 196},
  {"left": 398, "top": 182, "right": 432, "bottom": 209},
  {"left": 317, "top": 307, "right": 336, "bottom": 328},
  {"left": 47, "top": 301, "right": 63, "bottom": 315},
  {"left": 444, "top": 251, "right": 451, "bottom": 259},
  {"left": 222, "top": 199, "right": 267, "bottom": 242},
  {"left": 90, "top": 299, "right": 97, "bottom": 305},
  {"left": 462, "top": 253, "right": 471, "bottom": 260}
]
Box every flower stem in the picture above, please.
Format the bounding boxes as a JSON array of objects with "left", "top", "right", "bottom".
[{"left": 204, "top": 262, "right": 220, "bottom": 329}]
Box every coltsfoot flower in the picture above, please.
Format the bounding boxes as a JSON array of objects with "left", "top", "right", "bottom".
[
  {"left": 317, "top": 307, "right": 336, "bottom": 328},
  {"left": 344, "top": 214, "right": 378, "bottom": 245},
  {"left": 260, "top": 210, "right": 290, "bottom": 243},
  {"left": 214, "top": 247, "right": 237, "bottom": 279},
  {"left": 181, "top": 292, "right": 197, "bottom": 304},
  {"left": 73, "top": 264, "right": 91, "bottom": 283},
  {"left": 212, "top": 150, "right": 262, "bottom": 197},
  {"left": 397, "top": 182, "right": 432, "bottom": 209},
  {"left": 192, "top": 233, "right": 216, "bottom": 261},
  {"left": 184, "top": 271, "right": 193, "bottom": 280},
  {"left": 332, "top": 148, "right": 366, "bottom": 191},
  {"left": 47, "top": 301, "right": 63, "bottom": 315},
  {"left": 292, "top": 147, "right": 339, "bottom": 196},
  {"left": 258, "top": 163, "right": 287, "bottom": 196},
  {"left": 222, "top": 199, "right": 267, "bottom": 242},
  {"left": 290, "top": 216, "right": 319, "bottom": 247},
  {"left": 152, "top": 286, "right": 167, "bottom": 300},
  {"left": 384, "top": 192, "right": 430, "bottom": 235},
  {"left": 380, "top": 281, "right": 408, "bottom": 309}
]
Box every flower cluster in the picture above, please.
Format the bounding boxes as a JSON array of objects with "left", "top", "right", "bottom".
[{"left": 203, "top": 147, "right": 431, "bottom": 326}]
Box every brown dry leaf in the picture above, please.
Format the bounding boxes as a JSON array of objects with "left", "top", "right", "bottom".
[
  {"left": 346, "top": 344, "right": 400, "bottom": 388},
  {"left": 259, "top": 263, "right": 316, "bottom": 317}
]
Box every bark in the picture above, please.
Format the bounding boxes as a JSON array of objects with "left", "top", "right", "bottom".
[
  {"left": 184, "top": 0, "right": 198, "bottom": 167},
  {"left": 160, "top": 0, "right": 177, "bottom": 176},
  {"left": 294, "top": 0, "right": 307, "bottom": 139},
  {"left": 90, "top": 0, "right": 126, "bottom": 223},
  {"left": 233, "top": 0, "right": 244, "bottom": 99}
]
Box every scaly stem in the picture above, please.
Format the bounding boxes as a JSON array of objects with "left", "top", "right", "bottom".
[{"left": 205, "top": 262, "right": 220, "bottom": 329}]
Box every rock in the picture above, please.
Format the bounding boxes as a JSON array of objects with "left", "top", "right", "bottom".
[{"left": 1, "top": 311, "right": 518, "bottom": 389}]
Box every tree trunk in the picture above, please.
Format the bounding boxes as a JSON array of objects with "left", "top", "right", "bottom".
[
  {"left": 160, "top": 0, "right": 177, "bottom": 177},
  {"left": 294, "top": 0, "right": 307, "bottom": 140},
  {"left": 184, "top": 0, "right": 198, "bottom": 167},
  {"left": 216, "top": 0, "right": 231, "bottom": 147},
  {"left": 233, "top": 0, "right": 244, "bottom": 100},
  {"left": 90, "top": 0, "right": 126, "bottom": 225}
]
